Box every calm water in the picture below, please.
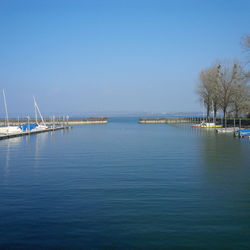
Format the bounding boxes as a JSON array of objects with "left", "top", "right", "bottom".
[{"left": 0, "top": 117, "right": 250, "bottom": 249}]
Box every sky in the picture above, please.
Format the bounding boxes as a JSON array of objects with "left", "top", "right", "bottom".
[{"left": 0, "top": 0, "right": 250, "bottom": 117}]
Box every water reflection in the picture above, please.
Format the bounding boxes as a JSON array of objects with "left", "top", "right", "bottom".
[
  {"left": 201, "top": 134, "right": 245, "bottom": 168},
  {"left": 33, "top": 129, "right": 70, "bottom": 167},
  {"left": 200, "top": 130, "right": 250, "bottom": 212},
  {"left": 34, "top": 132, "right": 49, "bottom": 167},
  {"left": 1, "top": 137, "right": 22, "bottom": 178},
  {"left": 0, "top": 129, "right": 71, "bottom": 178}
]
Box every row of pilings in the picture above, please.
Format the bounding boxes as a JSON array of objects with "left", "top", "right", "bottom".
[{"left": 138, "top": 117, "right": 250, "bottom": 127}]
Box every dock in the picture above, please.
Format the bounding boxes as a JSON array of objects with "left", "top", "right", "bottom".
[{"left": 0, "top": 126, "right": 71, "bottom": 141}]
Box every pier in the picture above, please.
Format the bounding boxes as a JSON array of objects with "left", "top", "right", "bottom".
[
  {"left": 0, "top": 117, "right": 108, "bottom": 126},
  {"left": 0, "top": 126, "right": 71, "bottom": 141}
]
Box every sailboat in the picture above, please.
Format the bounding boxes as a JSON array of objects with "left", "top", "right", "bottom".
[
  {"left": 0, "top": 90, "right": 22, "bottom": 135},
  {"left": 19, "top": 96, "right": 48, "bottom": 132},
  {"left": 32, "top": 97, "right": 48, "bottom": 131}
]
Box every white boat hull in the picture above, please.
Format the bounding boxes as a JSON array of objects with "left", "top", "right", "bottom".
[
  {"left": 0, "top": 126, "right": 22, "bottom": 135},
  {"left": 216, "top": 127, "right": 240, "bottom": 133}
]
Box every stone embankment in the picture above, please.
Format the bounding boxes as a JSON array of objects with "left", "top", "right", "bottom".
[{"left": 0, "top": 117, "right": 108, "bottom": 126}]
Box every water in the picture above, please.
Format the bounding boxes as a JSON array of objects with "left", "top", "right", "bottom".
[{"left": 0, "top": 117, "right": 250, "bottom": 249}]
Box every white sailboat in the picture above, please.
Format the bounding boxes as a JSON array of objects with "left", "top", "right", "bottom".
[
  {"left": 0, "top": 90, "right": 22, "bottom": 135},
  {"left": 32, "top": 96, "right": 48, "bottom": 131}
]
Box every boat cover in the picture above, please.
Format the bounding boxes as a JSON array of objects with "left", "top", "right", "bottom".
[{"left": 20, "top": 123, "right": 38, "bottom": 131}]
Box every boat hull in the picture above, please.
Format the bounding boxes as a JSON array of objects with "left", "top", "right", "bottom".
[{"left": 0, "top": 126, "right": 22, "bottom": 135}]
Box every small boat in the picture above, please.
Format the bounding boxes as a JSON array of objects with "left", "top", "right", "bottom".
[
  {"left": 192, "top": 122, "right": 222, "bottom": 128},
  {"left": 0, "top": 126, "right": 22, "bottom": 134},
  {"left": 32, "top": 97, "right": 48, "bottom": 131},
  {"left": 18, "top": 97, "right": 48, "bottom": 132},
  {"left": 0, "top": 90, "right": 22, "bottom": 135},
  {"left": 216, "top": 127, "right": 240, "bottom": 133},
  {"left": 235, "top": 129, "right": 250, "bottom": 137}
]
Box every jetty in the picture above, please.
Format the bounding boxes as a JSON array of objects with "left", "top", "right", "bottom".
[
  {"left": 0, "top": 126, "right": 71, "bottom": 141},
  {"left": 0, "top": 117, "right": 108, "bottom": 126},
  {"left": 66, "top": 117, "right": 108, "bottom": 125}
]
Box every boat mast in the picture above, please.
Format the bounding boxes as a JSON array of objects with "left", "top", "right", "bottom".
[
  {"left": 2, "top": 90, "right": 9, "bottom": 128},
  {"left": 33, "top": 96, "right": 38, "bottom": 124},
  {"left": 33, "top": 97, "right": 46, "bottom": 126}
]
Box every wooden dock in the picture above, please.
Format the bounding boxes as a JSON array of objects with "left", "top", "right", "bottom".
[{"left": 0, "top": 126, "right": 71, "bottom": 141}]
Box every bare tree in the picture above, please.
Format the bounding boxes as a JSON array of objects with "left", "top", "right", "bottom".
[
  {"left": 197, "top": 69, "right": 212, "bottom": 118},
  {"left": 230, "top": 83, "right": 250, "bottom": 117},
  {"left": 197, "top": 58, "right": 250, "bottom": 122},
  {"left": 197, "top": 64, "right": 220, "bottom": 119},
  {"left": 242, "top": 35, "right": 250, "bottom": 77},
  {"left": 217, "top": 62, "right": 238, "bottom": 122},
  {"left": 210, "top": 65, "right": 221, "bottom": 120},
  {"left": 242, "top": 35, "right": 250, "bottom": 50},
  {"left": 228, "top": 63, "right": 250, "bottom": 117}
]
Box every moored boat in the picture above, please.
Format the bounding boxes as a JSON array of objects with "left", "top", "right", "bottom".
[
  {"left": 0, "top": 90, "right": 22, "bottom": 135},
  {"left": 235, "top": 129, "right": 250, "bottom": 137},
  {"left": 192, "top": 122, "right": 222, "bottom": 128},
  {"left": 216, "top": 127, "right": 240, "bottom": 133},
  {"left": 0, "top": 126, "right": 22, "bottom": 135},
  {"left": 32, "top": 97, "right": 49, "bottom": 131}
]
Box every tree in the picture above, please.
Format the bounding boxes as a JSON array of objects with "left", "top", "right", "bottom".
[
  {"left": 197, "top": 60, "right": 250, "bottom": 122},
  {"left": 229, "top": 63, "right": 250, "bottom": 117},
  {"left": 242, "top": 35, "right": 250, "bottom": 78},
  {"left": 197, "top": 64, "right": 220, "bottom": 119},
  {"left": 230, "top": 83, "right": 250, "bottom": 117},
  {"left": 242, "top": 35, "right": 250, "bottom": 51},
  {"left": 218, "top": 62, "right": 250, "bottom": 120},
  {"left": 217, "top": 62, "right": 238, "bottom": 122},
  {"left": 210, "top": 65, "right": 221, "bottom": 120}
]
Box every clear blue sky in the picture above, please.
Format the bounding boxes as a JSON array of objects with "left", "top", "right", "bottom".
[{"left": 0, "top": 0, "right": 250, "bottom": 117}]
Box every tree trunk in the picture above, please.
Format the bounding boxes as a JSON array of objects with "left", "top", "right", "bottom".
[
  {"left": 214, "top": 109, "right": 217, "bottom": 123},
  {"left": 214, "top": 103, "right": 218, "bottom": 120},
  {"left": 206, "top": 105, "right": 210, "bottom": 119},
  {"left": 235, "top": 104, "right": 239, "bottom": 118},
  {"left": 223, "top": 108, "right": 227, "bottom": 127}
]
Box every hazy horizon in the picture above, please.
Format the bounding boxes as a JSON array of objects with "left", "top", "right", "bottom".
[{"left": 1, "top": 0, "right": 250, "bottom": 117}]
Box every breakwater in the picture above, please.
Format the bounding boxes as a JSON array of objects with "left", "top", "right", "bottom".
[{"left": 0, "top": 117, "right": 108, "bottom": 126}]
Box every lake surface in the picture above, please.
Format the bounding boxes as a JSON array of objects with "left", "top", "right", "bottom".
[{"left": 0, "top": 117, "right": 250, "bottom": 249}]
